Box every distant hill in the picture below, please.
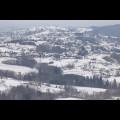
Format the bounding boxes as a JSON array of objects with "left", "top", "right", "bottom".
[
  {"left": 90, "top": 24, "right": 120, "bottom": 37},
  {"left": 0, "top": 27, "right": 19, "bottom": 32}
]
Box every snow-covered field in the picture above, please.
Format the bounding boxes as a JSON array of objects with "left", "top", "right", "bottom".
[
  {"left": 35, "top": 41, "right": 48, "bottom": 45},
  {"left": 73, "top": 86, "right": 106, "bottom": 94},
  {"left": 0, "top": 44, "right": 36, "bottom": 53},
  {"left": 30, "top": 83, "right": 106, "bottom": 95},
  {"left": 76, "top": 28, "right": 93, "bottom": 33},
  {"left": 55, "top": 97, "right": 83, "bottom": 100},
  {"left": 0, "top": 57, "right": 38, "bottom": 74},
  {"left": 0, "top": 78, "right": 64, "bottom": 94},
  {"left": 0, "top": 77, "right": 107, "bottom": 96},
  {"left": 35, "top": 53, "right": 120, "bottom": 83},
  {"left": 0, "top": 78, "right": 28, "bottom": 92},
  {"left": 29, "top": 82, "right": 64, "bottom": 94}
]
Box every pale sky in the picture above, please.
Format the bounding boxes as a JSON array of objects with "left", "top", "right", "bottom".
[{"left": 0, "top": 20, "right": 120, "bottom": 28}]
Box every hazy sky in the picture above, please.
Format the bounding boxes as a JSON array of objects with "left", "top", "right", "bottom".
[{"left": 0, "top": 20, "right": 120, "bottom": 28}]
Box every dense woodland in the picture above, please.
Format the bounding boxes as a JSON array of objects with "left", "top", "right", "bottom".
[
  {"left": 0, "top": 86, "right": 56, "bottom": 100},
  {"left": 103, "top": 53, "right": 120, "bottom": 64},
  {"left": 2, "top": 55, "right": 37, "bottom": 68},
  {"left": 5, "top": 39, "right": 36, "bottom": 46},
  {"left": 111, "top": 53, "right": 120, "bottom": 64}
]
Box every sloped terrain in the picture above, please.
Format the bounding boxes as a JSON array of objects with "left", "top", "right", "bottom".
[{"left": 0, "top": 25, "right": 120, "bottom": 100}]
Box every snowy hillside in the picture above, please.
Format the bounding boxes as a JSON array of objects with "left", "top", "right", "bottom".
[
  {"left": 0, "top": 78, "right": 107, "bottom": 98},
  {"left": 0, "top": 25, "right": 120, "bottom": 100}
]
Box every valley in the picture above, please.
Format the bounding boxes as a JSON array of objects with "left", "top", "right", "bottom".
[{"left": 0, "top": 25, "right": 120, "bottom": 100}]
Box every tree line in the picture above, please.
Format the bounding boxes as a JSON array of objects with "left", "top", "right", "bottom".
[
  {"left": 0, "top": 85, "right": 56, "bottom": 100},
  {"left": 2, "top": 54, "right": 37, "bottom": 68},
  {"left": 37, "top": 44, "right": 66, "bottom": 54},
  {"left": 1, "top": 55, "right": 119, "bottom": 89}
]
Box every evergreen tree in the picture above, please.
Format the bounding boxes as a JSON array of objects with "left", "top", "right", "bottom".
[
  {"left": 104, "top": 80, "right": 109, "bottom": 89},
  {"left": 112, "top": 79, "right": 117, "bottom": 89}
]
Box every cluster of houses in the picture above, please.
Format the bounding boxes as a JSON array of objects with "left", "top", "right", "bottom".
[
  {"left": 1, "top": 30, "right": 120, "bottom": 81},
  {"left": 0, "top": 42, "right": 38, "bottom": 57},
  {"left": 80, "top": 57, "right": 120, "bottom": 78}
]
